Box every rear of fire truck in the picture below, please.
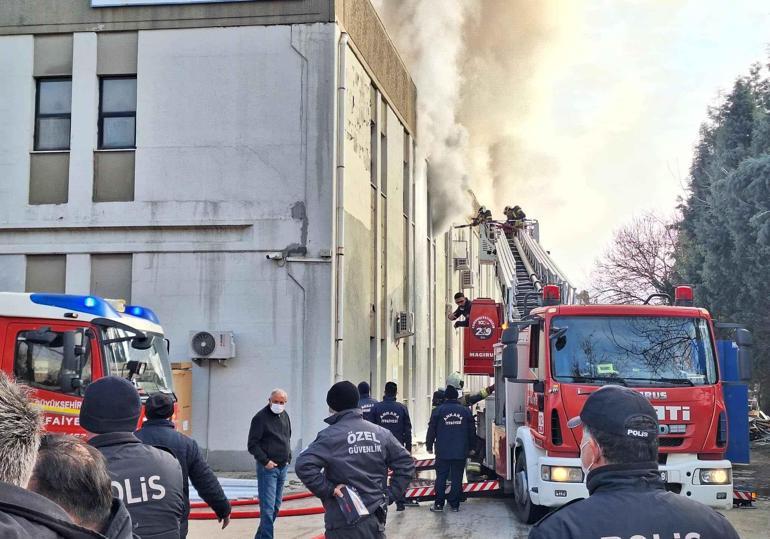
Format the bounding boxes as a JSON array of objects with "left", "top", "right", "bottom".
[
  {"left": 0, "top": 293, "right": 174, "bottom": 435},
  {"left": 484, "top": 285, "right": 739, "bottom": 523}
]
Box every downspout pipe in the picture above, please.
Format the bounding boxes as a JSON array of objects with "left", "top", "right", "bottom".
[{"left": 334, "top": 32, "right": 349, "bottom": 382}]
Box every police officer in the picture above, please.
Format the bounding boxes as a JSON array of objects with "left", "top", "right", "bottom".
[
  {"left": 296, "top": 381, "right": 414, "bottom": 538},
  {"left": 357, "top": 381, "right": 378, "bottom": 422},
  {"left": 371, "top": 382, "right": 418, "bottom": 511},
  {"left": 529, "top": 385, "right": 740, "bottom": 538},
  {"left": 426, "top": 385, "right": 475, "bottom": 513},
  {"left": 81, "top": 377, "right": 185, "bottom": 539},
  {"left": 432, "top": 372, "right": 494, "bottom": 410},
  {"left": 136, "top": 393, "right": 231, "bottom": 538}
]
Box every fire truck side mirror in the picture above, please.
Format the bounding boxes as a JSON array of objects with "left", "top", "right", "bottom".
[
  {"left": 736, "top": 328, "right": 752, "bottom": 382},
  {"left": 502, "top": 341, "right": 518, "bottom": 380}
]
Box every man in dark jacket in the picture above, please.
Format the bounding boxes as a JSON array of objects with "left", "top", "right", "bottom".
[
  {"left": 247, "top": 388, "right": 291, "bottom": 539},
  {"left": 529, "top": 385, "right": 740, "bottom": 539},
  {"left": 296, "top": 381, "right": 414, "bottom": 538},
  {"left": 357, "top": 381, "right": 378, "bottom": 422},
  {"left": 371, "top": 382, "right": 417, "bottom": 511},
  {"left": 81, "top": 376, "right": 186, "bottom": 539},
  {"left": 137, "top": 393, "right": 231, "bottom": 537},
  {"left": 447, "top": 292, "right": 472, "bottom": 328},
  {"left": 29, "top": 434, "right": 135, "bottom": 539},
  {"left": 426, "top": 385, "right": 475, "bottom": 512},
  {"left": 0, "top": 373, "right": 103, "bottom": 539}
]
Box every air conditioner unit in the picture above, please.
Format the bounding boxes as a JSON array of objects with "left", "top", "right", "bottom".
[
  {"left": 189, "top": 331, "right": 236, "bottom": 360},
  {"left": 453, "top": 240, "right": 469, "bottom": 270},
  {"left": 394, "top": 311, "right": 415, "bottom": 339},
  {"left": 460, "top": 270, "right": 476, "bottom": 289}
]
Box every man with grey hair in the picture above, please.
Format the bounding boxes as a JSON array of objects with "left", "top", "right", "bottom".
[
  {"left": 0, "top": 373, "right": 103, "bottom": 538},
  {"left": 247, "top": 388, "right": 291, "bottom": 539}
]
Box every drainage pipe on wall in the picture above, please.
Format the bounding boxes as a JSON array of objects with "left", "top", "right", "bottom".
[{"left": 333, "top": 32, "right": 349, "bottom": 382}]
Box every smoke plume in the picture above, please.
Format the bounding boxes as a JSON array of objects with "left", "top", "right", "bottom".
[{"left": 372, "top": 0, "right": 576, "bottom": 230}]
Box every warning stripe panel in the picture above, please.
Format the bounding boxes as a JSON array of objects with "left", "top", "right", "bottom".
[
  {"left": 733, "top": 490, "right": 752, "bottom": 501},
  {"left": 413, "top": 458, "right": 436, "bottom": 468},
  {"left": 405, "top": 481, "right": 499, "bottom": 499}
]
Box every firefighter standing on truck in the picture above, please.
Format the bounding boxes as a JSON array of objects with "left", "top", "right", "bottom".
[
  {"left": 426, "top": 385, "right": 476, "bottom": 512},
  {"left": 296, "top": 381, "right": 414, "bottom": 538},
  {"left": 371, "top": 382, "right": 419, "bottom": 511}
]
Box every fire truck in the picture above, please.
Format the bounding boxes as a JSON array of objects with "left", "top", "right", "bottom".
[
  {"left": 462, "top": 221, "right": 752, "bottom": 523},
  {"left": 0, "top": 293, "right": 174, "bottom": 434}
]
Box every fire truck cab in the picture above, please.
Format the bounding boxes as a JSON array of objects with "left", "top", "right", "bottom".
[
  {"left": 0, "top": 292, "right": 174, "bottom": 435},
  {"left": 485, "top": 285, "right": 743, "bottom": 523}
]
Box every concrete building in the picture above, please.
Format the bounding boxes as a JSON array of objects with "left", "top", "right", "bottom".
[{"left": 0, "top": 0, "right": 495, "bottom": 469}]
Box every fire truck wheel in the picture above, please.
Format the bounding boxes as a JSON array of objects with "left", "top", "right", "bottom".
[{"left": 512, "top": 450, "right": 548, "bottom": 524}]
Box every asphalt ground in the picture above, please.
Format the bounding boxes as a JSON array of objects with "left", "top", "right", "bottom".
[{"left": 189, "top": 444, "right": 770, "bottom": 538}]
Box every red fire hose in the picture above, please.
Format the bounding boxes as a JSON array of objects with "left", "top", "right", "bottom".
[
  {"left": 189, "top": 505, "right": 325, "bottom": 520},
  {"left": 189, "top": 490, "right": 314, "bottom": 509}
]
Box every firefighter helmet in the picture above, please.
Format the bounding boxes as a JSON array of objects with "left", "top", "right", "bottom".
[{"left": 446, "top": 371, "right": 465, "bottom": 390}]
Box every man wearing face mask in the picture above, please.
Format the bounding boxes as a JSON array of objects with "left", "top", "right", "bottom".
[
  {"left": 247, "top": 389, "right": 291, "bottom": 539},
  {"left": 528, "top": 385, "right": 740, "bottom": 539}
]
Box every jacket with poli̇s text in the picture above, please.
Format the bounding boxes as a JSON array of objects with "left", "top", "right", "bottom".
[
  {"left": 137, "top": 419, "right": 231, "bottom": 538},
  {"left": 90, "top": 432, "right": 185, "bottom": 539},
  {"left": 528, "top": 462, "right": 741, "bottom": 539},
  {"left": 0, "top": 480, "right": 104, "bottom": 539},
  {"left": 371, "top": 396, "right": 412, "bottom": 451},
  {"left": 426, "top": 399, "right": 476, "bottom": 460},
  {"left": 358, "top": 396, "right": 378, "bottom": 423},
  {"left": 295, "top": 409, "right": 415, "bottom": 531},
  {"left": 247, "top": 405, "right": 292, "bottom": 467}
]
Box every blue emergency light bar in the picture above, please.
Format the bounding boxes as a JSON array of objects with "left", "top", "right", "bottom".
[
  {"left": 30, "top": 293, "right": 119, "bottom": 318},
  {"left": 124, "top": 304, "right": 161, "bottom": 324}
]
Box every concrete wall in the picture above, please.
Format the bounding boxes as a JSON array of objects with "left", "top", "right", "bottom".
[{"left": 0, "top": 23, "right": 337, "bottom": 469}]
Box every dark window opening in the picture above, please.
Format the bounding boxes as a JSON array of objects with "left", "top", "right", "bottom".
[{"left": 14, "top": 330, "right": 92, "bottom": 395}]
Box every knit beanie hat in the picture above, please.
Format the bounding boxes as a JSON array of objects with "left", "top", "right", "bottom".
[
  {"left": 357, "top": 381, "right": 371, "bottom": 397},
  {"left": 80, "top": 376, "right": 141, "bottom": 434},
  {"left": 445, "top": 385, "right": 459, "bottom": 400},
  {"left": 327, "top": 381, "right": 360, "bottom": 412},
  {"left": 145, "top": 393, "right": 175, "bottom": 420}
]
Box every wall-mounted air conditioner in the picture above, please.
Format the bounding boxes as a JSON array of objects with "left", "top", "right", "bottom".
[
  {"left": 189, "top": 331, "right": 236, "bottom": 360},
  {"left": 460, "top": 270, "right": 476, "bottom": 289},
  {"left": 453, "top": 240, "right": 469, "bottom": 270},
  {"left": 394, "top": 311, "right": 415, "bottom": 339}
]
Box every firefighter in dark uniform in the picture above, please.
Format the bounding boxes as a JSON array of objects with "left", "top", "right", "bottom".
[
  {"left": 81, "top": 377, "right": 185, "bottom": 539},
  {"left": 426, "top": 385, "right": 475, "bottom": 512},
  {"left": 357, "top": 381, "right": 378, "bottom": 423},
  {"left": 529, "top": 385, "right": 740, "bottom": 539},
  {"left": 448, "top": 292, "right": 472, "bottom": 328},
  {"left": 296, "top": 381, "right": 414, "bottom": 538},
  {"left": 371, "top": 382, "right": 419, "bottom": 511}
]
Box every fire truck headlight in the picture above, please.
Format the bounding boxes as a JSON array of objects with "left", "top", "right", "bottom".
[
  {"left": 541, "top": 465, "right": 583, "bottom": 483},
  {"left": 699, "top": 468, "right": 731, "bottom": 485}
]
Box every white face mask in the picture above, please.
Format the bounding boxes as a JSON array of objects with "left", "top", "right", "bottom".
[
  {"left": 270, "top": 403, "right": 285, "bottom": 415},
  {"left": 580, "top": 438, "right": 596, "bottom": 477}
]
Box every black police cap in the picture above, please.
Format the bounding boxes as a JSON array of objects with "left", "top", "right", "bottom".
[{"left": 567, "top": 385, "right": 658, "bottom": 440}]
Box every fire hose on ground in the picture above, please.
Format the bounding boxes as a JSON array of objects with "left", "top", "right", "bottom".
[{"left": 188, "top": 490, "right": 324, "bottom": 520}]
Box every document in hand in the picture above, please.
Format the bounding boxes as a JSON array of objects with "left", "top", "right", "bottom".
[{"left": 336, "top": 485, "right": 370, "bottom": 525}]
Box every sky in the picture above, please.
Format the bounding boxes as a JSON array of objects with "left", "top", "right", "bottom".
[{"left": 374, "top": 1, "right": 770, "bottom": 290}]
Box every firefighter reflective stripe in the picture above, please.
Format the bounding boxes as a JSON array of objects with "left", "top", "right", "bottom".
[{"left": 404, "top": 480, "right": 499, "bottom": 499}]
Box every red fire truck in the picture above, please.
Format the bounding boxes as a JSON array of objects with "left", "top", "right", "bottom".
[
  {"left": 460, "top": 222, "right": 750, "bottom": 523},
  {"left": 0, "top": 293, "right": 174, "bottom": 434}
]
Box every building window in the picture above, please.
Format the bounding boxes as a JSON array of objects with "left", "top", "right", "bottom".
[
  {"left": 99, "top": 77, "right": 136, "bottom": 149},
  {"left": 25, "top": 255, "right": 66, "bottom": 293},
  {"left": 34, "top": 78, "right": 72, "bottom": 151}
]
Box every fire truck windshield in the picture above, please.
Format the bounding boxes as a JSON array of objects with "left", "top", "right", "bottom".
[
  {"left": 550, "top": 316, "right": 718, "bottom": 386},
  {"left": 103, "top": 327, "right": 173, "bottom": 394}
]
